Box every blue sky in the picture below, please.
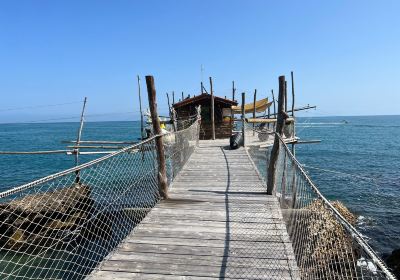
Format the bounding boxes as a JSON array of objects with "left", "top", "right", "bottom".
[{"left": 0, "top": 0, "right": 399, "bottom": 122}]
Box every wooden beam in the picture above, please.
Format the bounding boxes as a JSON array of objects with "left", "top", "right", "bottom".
[
  {"left": 67, "top": 145, "right": 126, "bottom": 149},
  {"left": 267, "top": 76, "right": 286, "bottom": 195},
  {"left": 145, "top": 75, "right": 168, "bottom": 199},
  {"left": 210, "top": 77, "right": 215, "bottom": 140},
  {"left": 62, "top": 140, "right": 136, "bottom": 144},
  {"left": 267, "top": 105, "right": 316, "bottom": 118},
  {"left": 246, "top": 117, "right": 294, "bottom": 123},
  {"left": 241, "top": 92, "right": 246, "bottom": 147}
]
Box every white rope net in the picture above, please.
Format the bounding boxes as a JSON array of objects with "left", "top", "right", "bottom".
[
  {"left": 247, "top": 129, "right": 396, "bottom": 280},
  {"left": 243, "top": 120, "right": 295, "bottom": 146},
  {"left": 0, "top": 116, "right": 200, "bottom": 280}
]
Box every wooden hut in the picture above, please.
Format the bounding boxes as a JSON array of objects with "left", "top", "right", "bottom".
[{"left": 172, "top": 94, "right": 238, "bottom": 140}]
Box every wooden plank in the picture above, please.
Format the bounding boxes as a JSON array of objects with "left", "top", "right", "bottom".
[{"left": 88, "top": 140, "right": 299, "bottom": 280}]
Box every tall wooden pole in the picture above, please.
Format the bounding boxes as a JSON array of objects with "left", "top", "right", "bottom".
[
  {"left": 145, "top": 76, "right": 168, "bottom": 199},
  {"left": 267, "top": 76, "right": 286, "bottom": 195},
  {"left": 291, "top": 71, "right": 295, "bottom": 117},
  {"left": 181, "top": 91, "right": 184, "bottom": 100},
  {"left": 166, "top": 92, "right": 172, "bottom": 121},
  {"left": 75, "top": 97, "right": 87, "bottom": 166},
  {"left": 241, "top": 92, "right": 246, "bottom": 147},
  {"left": 172, "top": 91, "right": 175, "bottom": 104},
  {"left": 271, "top": 89, "right": 276, "bottom": 116},
  {"left": 201, "top": 82, "right": 204, "bottom": 94},
  {"left": 231, "top": 81, "right": 236, "bottom": 130},
  {"left": 284, "top": 81, "right": 288, "bottom": 112},
  {"left": 74, "top": 97, "right": 87, "bottom": 183},
  {"left": 253, "top": 89, "right": 257, "bottom": 135},
  {"left": 291, "top": 71, "right": 296, "bottom": 155},
  {"left": 137, "top": 75, "right": 144, "bottom": 140},
  {"left": 210, "top": 77, "right": 215, "bottom": 140},
  {"left": 232, "top": 81, "right": 235, "bottom": 101}
]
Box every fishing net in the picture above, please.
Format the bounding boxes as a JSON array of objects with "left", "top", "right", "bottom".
[
  {"left": 0, "top": 116, "right": 200, "bottom": 280},
  {"left": 247, "top": 129, "right": 396, "bottom": 280}
]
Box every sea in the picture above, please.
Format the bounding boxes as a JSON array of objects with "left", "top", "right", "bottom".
[{"left": 0, "top": 115, "right": 399, "bottom": 258}]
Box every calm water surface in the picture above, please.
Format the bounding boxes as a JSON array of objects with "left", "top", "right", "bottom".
[{"left": 0, "top": 116, "right": 399, "bottom": 257}]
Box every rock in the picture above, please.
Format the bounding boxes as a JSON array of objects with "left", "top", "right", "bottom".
[
  {"left": 0, "top": 183, "right": 94, "bottom": 251},
  {"left": 331, "top": 200, "right": 357, "bottom": 225},
  {"left": 386, "top": 249, "right": 400, "bottom": 278},
  {"left": 291, "top": 200, "right": 358, "bottom": 279}
]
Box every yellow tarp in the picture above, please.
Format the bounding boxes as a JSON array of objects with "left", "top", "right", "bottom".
[{"left": 231, "top": 98, "right": 272, "bottom": 114}]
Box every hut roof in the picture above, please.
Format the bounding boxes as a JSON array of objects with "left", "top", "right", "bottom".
[{"left": 172, "top": 94, "right": 237, "bottom": 109}]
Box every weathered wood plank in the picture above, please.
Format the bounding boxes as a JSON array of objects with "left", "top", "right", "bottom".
[{"left": 88, "top": 140, "right": 299, "bottom": 280}]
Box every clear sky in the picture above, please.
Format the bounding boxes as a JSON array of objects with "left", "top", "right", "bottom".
[{"left": 0, "top": 0, "right": 399, "bottom": 122}]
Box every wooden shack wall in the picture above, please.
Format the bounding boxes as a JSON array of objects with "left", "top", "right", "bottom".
[{"left": 175, "top": 101, "right": 233, "bottom": 140}]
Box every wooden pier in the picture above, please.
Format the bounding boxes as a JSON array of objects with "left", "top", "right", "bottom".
[{"left": 90, "top": 140, "right": 299, "bottom": 280}]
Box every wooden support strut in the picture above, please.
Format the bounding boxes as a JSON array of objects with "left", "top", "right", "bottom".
[
  {"left": 145, "top": 76, "right": 168, "bottom": 199},
  {"left": 210, "top": 77, "right": 215, "bottom": 140},
  {"left": 267, "top": 76, "right": 286, "bottom": 195}
]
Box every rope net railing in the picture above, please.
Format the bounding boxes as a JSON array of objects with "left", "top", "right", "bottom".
[
  {"left": 243, "top": 119, "right": 295, "bottom": 145},
  {"left": 0, "top": 116, "right": 200, "bottom": 280},
  {"left": 247, "top": 131, "right": 396, "bottom": 279}
]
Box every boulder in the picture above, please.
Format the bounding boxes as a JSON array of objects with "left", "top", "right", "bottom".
[{"left": 0, "top": 183, "right": 94, "bottom": 251}]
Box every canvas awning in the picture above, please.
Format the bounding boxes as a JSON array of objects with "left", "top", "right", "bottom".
[{"left": 231, "top": 98, "right": 272, "bottom": 114}]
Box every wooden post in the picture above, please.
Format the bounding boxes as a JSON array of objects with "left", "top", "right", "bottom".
[
  {"left": 166, "top": 92, "right": 171, "bottom": 116},
  {"left": 271, "top": 89, "right": 276, "bottom": 116},
  {"left": 210, "top": 77, "right": 215, "bottom": 140},
  {"left": 74, "top": 97, "right": 87, "bottom": 183},
  {"left": 145, "top": 76, "right": 168, "bottom": 199},
  {"left": 172, "top": 108, "right": 177, "bottom": 132},
  {"left": 75, "top": 97, "right": 87, "bottom": 166},
  {"left": 271, "top": 89, "right": 276, "bottom": 131},
  {"left": 232, "top": 81, "right": 235, "bottom": 101},
  {"left": 181, "top": 91, "right": 184, "bottom": 100},
  {"left": 291, "top": 71, "right": 295, "bottom": 117},
  {"left": 253, "top": 89, "right": 257, "bottom": 136},
  {"left": 267, "top": 76, "right": 286, "bottom": 195},
  {"left": 285, "top": 81, "right": 288, "bottom": 113},
  {"left": 172, "top": 91, "right": 175, "bottom": 104},
  {"left": 201, "top": 82, "right": 204, "bottom": 94},
  {"left": 241, "top": 92, "right": 246, "bottom": 147},
  {"left": 291, "top": 71, "right": 296, "bottom": 155},
  {"left": 231, "top": 81, "right": 235, "bottom": 132}
]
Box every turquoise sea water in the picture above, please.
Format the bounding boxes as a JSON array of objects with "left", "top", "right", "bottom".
[{"left": 0, "top": 116, "right": 399, "bottom": 258}]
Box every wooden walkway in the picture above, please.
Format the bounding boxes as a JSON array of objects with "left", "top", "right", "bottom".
[{"left": 89, "top": 140, "right": 299, "bottom": 280}]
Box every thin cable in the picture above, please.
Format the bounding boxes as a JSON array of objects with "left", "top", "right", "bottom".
[{"left": 0, "top": 101, "right": 83, "bottom": 112}]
